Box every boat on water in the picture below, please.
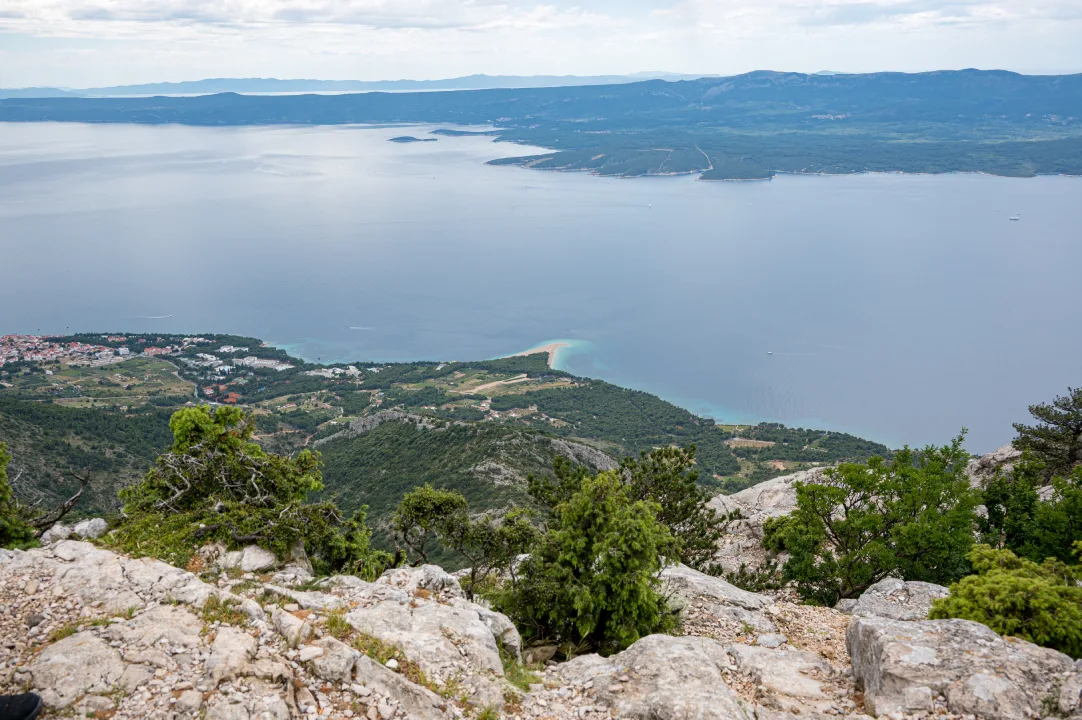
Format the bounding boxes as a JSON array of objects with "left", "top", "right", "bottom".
[
  {"left": 1009, "top": 215, "right": 1020, "bottom": 221},
  {"left": 767, "top": 351, "right": 773, "bottom": 355}
]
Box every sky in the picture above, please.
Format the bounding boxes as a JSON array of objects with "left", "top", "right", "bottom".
[{"left": 1, "top": 0, "right": 1080, "bottom": 87}]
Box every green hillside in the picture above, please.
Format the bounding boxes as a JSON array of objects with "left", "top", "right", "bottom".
[
  {"left": 316, "top": 415, "right": 615, "bottom": 557},
  {"left": 0, "top": 332, "right": 891, "bottom": 526},
  {"left": 3, "top": 70, "right": 1080, "bottom": 178},
  {"left": 0, "top": 396, "right": 173, "bottom": 514}
]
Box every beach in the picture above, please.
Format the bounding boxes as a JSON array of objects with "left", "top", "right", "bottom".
[{"left": 508, "top": 341, "right": 571, "bottom": 368}]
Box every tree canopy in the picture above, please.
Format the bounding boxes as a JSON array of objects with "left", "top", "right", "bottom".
[
  {"left": 1013, "top": 386, "right": 1082, "bottom": 478},
  {"left": 777, "top": 434, "right": 979, "bottom": 605},
  {"left": 495, "top": 470, "right": 677, "bottom": 655},
  {"left": 113, "top": 406, "right": 390, "bottom": 577}
]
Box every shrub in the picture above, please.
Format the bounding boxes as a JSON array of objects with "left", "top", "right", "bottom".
[
  {"left": 779, "top": 434, "right": 979, "bottom": 606},
  {"left": 111, "top": 406, "right": 391, "bottom": 575},
  {"left": 980, "top": 457, "right": 1082, "bottom": 565},
  {"left": 494, "top": 470, "right": 678, "bottom": 655},
  {"left": 530, "top": 446, "right": 740, "bottom": 575},
  {"left": 393, "top": 484, "right": 539, "bottom": 599},
  {"left": 929, "top": 544, "right": 1082, "bottom": 658},
  {"left": 0, "top": 442, "right": 36, "bottom": 550}
]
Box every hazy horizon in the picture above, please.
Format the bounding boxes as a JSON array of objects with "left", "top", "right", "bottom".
[{"left": 2, "top": 0, "right": 1080, "bottom": 88}]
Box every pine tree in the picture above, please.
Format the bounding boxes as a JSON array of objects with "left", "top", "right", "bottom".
[{"left": 1013, "top": 387, "right": 1082, "bottom": 478}]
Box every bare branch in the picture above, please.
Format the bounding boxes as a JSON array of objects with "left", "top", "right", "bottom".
[{"left": 30, "top": 468, "right": 92, "bottom": 535}]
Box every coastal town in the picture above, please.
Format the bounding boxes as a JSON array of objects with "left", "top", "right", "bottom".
[{"left": 0, "top": 334, "right": 211, "bottom": 369}]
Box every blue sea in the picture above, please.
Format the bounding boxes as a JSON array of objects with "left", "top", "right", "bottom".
[{"left": 2, "top": 121, "right": 1080, "bottom": 452}]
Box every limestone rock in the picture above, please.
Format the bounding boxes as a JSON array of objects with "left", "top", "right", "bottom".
[
  {"left": 239, "top": 545, "right": 278, "bottom": 572},
  {"left": 377, "top": 564, "right": 464, "bottom": 599},
  {"left": 262, "top": 583, "right": 346, "bottom": 611},
  {"left": 178, "top": 689, "right": 204, "bottom": 712},
  {"left": 660, "top": 562, "right": 775, "bottom": 630},
  {"left": 353, "top": 655, "right": 452, "bottom": 720},
  {"left": 29, "top": 631, "right": 126, "bottom": 708},
  {"left": 755, "top": 633, "right": 788, "bottom": 648},
  {"left": 104, "top": 604, "right": 204, "bottom": 648},
  {"left": 298, "top": 645, "right": 325, "bottom": 662},
  {"left": 847, "top": 615, "right": 1073, "bottom": 719},
  {"left": 346, "top": 595, "right": 507, "bottom": 708},
  {"left": 271, "top": 607, "right": 312, "bottom": 647},
  {"left": 346, "top": 598, "right": 503, "bottom": 676},
  {"left": 524, "top": 644, "right": 558, "bottom": 665},
  {"left": 965, "top": 444, "right": 1022, "bottom": 487},
  {"left": 450, "top": 597, "right": 523, "bottom": 661},
  {"left": 850, "top": 578, "right": 950, "bottom": 621},
  {"left": 307, "top": 637, "right": 360, "bottom": 682},
  {"left": 205, "top": 696, "right": 253, "bottom": 720},
  {"left": 726, "top": 643, "right": 834, "bottom": 713},
  {"left": 39, "top": 523, "right": 73, "bottom": 544},
  {"left": 205, "top": 626, "right": 257, "bottom": 684},
  {"left": 707, "top": 468, "right": 827, "bottom": 572},
  {"left": 1060, "top": 660, "right": 1082, "bottom": 718},
  {"left": 218, "top": 550, "right": 243, "bottom": 570},
  {"left": 557, "top": 634, "right": 751, "bottom": 719},
  {"left": 72, "top": 517, "right": 108, "bottom": 539}
]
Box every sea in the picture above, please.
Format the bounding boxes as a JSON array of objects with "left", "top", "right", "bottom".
[{"left": 2, "top": 121, "right": 1080, "bottom": 452}]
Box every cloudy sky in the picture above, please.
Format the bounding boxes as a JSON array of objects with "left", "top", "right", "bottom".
[{"left": 1, "top": 0, "right": 1080, "bottom": 87}]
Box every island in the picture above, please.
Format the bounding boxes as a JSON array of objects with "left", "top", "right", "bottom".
[
  {"left": 387, "top": 135, "right": 438, "bottom": 143},
  {"left": 2, "top": 70, "right": 1079, "bottom": 179}
]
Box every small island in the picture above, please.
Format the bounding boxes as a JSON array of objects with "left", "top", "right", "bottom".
[{"left": 388, "top": 135, "right": 438, "bottom": 143}]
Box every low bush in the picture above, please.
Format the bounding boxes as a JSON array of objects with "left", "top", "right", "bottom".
[
  {"left": 110, "top": 406, "right": 392, "bottom": 577},
  {"left": 929, "top": 544, "right": 1082, "bottom": 658}
]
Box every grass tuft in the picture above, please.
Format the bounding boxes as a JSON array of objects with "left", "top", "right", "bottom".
[{"left": 201, "top": 594, "right": 249, "bottom": 627}]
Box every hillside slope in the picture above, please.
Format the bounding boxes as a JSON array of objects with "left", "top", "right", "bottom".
[{"left": 1, "top": 70, "right": 1078, "bottom": 178}]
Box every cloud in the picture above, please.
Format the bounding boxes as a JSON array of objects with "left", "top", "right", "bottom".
[
  {"left": 0, "top": 0, "right": 1078, "bottom": 86},
  {"left": 0, "top": 0, "right": 610, "bottom": 34},
  {"left": 657, "top": 0, "right": 1077, "bottom": 31}
]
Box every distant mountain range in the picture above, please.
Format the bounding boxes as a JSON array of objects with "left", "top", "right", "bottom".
[
  {"left": 0, "top": 72, "right": 716, "bottom": 98},
  {"left": 2, "top": 69, "right": 1079, "bottom": 179}
]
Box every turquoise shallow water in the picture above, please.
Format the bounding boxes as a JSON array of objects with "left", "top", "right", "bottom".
[{"left": 2, "top": 122, "right": 1081, "bottom": 452}]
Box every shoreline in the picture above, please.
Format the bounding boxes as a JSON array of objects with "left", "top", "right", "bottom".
[{"left": 507, "top": 341, "right": 571, "bottom": 368}]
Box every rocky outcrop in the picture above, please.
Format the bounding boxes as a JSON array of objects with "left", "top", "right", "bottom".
[
  {"left": 660, "top": 562, "right": 777, "bottom": 631},
  {"left": 0, "top": 541, "right": 522, "bottom": 719},
  {"left": 844, "top": 578, "right": 950, "bottom": 621},
  {"left": 28, "top": 632, "right": 126, "bottom": 708},
  {"left": 547, "top": 437, "right": 619, "bottom": 472},
  {"left": 707, "top": 467, "right": 827, "bottom": 572},
  {"left": 555, "top": 634, "right": 752, "bottom": 719},
  {"left": 847, "top": 615, "right": 1074, "bottom": 719},
  {"left": 39, "top": 516, "right": 109, "bottom": 544},
  {"left": 726, "top": 643, "right": 838, "bottom": 714},
  {"left": 3, "top": 532, "right": 1073, "bottom": 720},
  {"left": 965, "top": 443, "right": 1022, "bottom": 487},
  {"left": 1060, "top": 660, "right": 1082, "bottom": 719},
  {"left": 313, "top": 410, "right": 451, "bottom": 447}
]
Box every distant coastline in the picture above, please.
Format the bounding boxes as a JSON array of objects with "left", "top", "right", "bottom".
[{"left": 3, "top": 70, "right": 1079, "bottom": 181}]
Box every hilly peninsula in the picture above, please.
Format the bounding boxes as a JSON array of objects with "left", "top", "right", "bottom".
[
  {"left": 1, "top": 70, "right": 1079, "bottom": 179},
  {"left": 0, "top": 333, "right": 888, "bottom": 538}
]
